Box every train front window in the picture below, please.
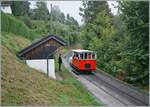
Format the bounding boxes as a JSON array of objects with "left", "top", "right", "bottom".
[
  {"left": 84, "top": 53, "right": 87, "bottom": 59},
  {"left": 78, "top": 52, "right": 96, "bottom": 59},
  {"left": 88, "top": 52, "right": 92, "bottom": 59},
  {"left": 87, "top": 52, "right": 95, "bottom": 59},
  {"left": 80, "top": 53, "right": 83, "bottom": 59},
  {"left": 83, "top": 52, "right": 91, "bottom": 59}
]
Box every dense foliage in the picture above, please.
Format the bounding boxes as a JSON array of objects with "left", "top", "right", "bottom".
[
  {"left": 79, "top": 1, "right": 111, "bottom": 23},
  {"left": 27, "top": 1, "right": 79, "bottom": 45},
  {"left": 1, "top": 1, "right": 79, "bottom": 45},
  {"left": 118, "top": 1, "right": 149, "bottom": 87},
  {"left": 79, "top": 1, "right": 149, "bottom": 91},
  {"left": 1, "top": 12, "right": 37, "bottom": 40},
  {"left": 29, "top": 2, "right": 49, "bottom": 21}
]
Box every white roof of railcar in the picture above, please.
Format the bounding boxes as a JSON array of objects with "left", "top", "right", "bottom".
[{"left": 72, "top": 49, "right": 94, "bottom": 53}]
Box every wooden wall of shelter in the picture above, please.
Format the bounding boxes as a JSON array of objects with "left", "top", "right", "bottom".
[
  {"left": 18, "top": 35, "right": 66, "bottom": 60},
  {"left": 23, "top": 39, "right": 61, "bottom": 59}
]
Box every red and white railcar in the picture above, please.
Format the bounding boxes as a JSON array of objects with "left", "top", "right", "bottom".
[{"left": 70, "top": 49, "right": 96, "bottom": 72}]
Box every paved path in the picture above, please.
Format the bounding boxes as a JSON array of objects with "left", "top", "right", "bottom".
[{"left": 62, "top": 51, "right": 149, "bottom": 106}]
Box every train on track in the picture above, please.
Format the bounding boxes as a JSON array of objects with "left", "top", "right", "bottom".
[{"left": 69, "top": 49, "right": 96, "bottom": 73}]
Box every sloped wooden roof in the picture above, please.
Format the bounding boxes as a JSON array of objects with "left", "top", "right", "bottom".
[{"left": 17, "top": 35, "right": 66, "bottom": 59}]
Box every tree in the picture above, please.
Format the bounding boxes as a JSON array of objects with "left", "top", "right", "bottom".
[
  {"left": 10, "top": 1, "right": 30, "bottom": 16},
  {"left": 88, "top": 10, "right": 117, "bottom": 72},
  {"left": 119, "top": 1, "right": 148, "bottom": 50},
  {"left": 33, "top": 2, "right": 49, "bottom": 20},
  {"left": 118, "top": 1, "right": 149, "bottom": 84},
  {"left": 51, "top": 5, "right": 65, "bottom": 23},
  {"left": 79, "top": 1, "right": 113, "bottom": 47},
  {"left": 79, "top": 1, "right": 111, "bottom": 23}
]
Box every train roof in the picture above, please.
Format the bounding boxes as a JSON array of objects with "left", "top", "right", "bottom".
[{"left": 72, "top": 49, "right": 94, "bottom": 53}]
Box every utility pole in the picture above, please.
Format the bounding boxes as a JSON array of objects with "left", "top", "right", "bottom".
[
  {"left": 47, "top": 4, "right": 52, "bottom": 76},
  {"left": 50, "top": 4, "right": 52, "bottom": 33},
  {"left": 68, "top": 31, "right": 70, "bottom": 47}
]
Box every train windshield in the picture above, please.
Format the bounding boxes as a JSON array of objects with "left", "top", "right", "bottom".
[{"left": 79, "top": 52, "right": 96, "bottom": 59}]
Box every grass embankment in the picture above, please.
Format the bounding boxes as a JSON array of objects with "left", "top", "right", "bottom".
[{"left": 1, "top": 33, "right": 100, "bottom": 106}]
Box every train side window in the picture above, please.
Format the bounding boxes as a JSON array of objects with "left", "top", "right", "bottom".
[
  {"left": 76, "top": 53, "right": 79, "bottom": 59},
  {"left": 80, "top": 53, "right": 83, "bottom": 59},
  {"left": 92, "top": 53, "right": 95, "bottom": 59}
]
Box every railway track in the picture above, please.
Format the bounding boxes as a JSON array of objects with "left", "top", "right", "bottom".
[
  {"left": 83, "top": 73, "right": 148, "bottom": 106},
  {"left": 62, "top": 51, "right": 149, "bottom": 106}
]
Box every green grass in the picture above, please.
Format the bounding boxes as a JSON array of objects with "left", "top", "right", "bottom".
[
  {"left": 1, "top": 32, "right": 100, "bottom": 106},
  {"left": 56, "top": 64, "right": 100, "bottom": 106}
]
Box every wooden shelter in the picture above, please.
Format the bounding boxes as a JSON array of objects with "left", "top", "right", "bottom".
[{"left": 18, "top": 35, "right": 66, "bottom": 78}]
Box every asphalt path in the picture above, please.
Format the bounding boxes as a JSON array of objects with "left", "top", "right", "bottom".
[{"left": 62, "top": 51, "right": 149, "bottom": 106}]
